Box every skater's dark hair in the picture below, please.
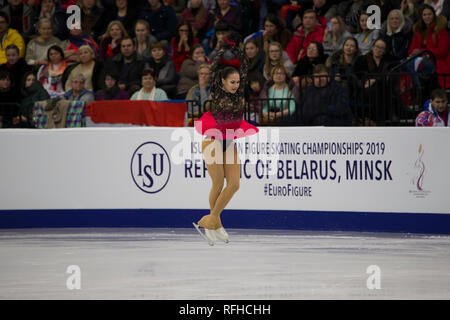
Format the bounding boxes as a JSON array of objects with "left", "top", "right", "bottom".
[{"left": 220, "top": 66, "right": 239, "bottom": 81}]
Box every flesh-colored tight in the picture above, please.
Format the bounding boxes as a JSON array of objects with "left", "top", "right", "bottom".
[{"left": 197, "top": 138, "right": 240, "bottom": 230}]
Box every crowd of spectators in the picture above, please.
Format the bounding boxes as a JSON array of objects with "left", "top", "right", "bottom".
[{"left": 0, "top": 0, "right": 449, "bottom": 128}]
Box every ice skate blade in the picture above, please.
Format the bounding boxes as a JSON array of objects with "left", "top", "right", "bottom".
[{"left": 193, "top": 223, "right": 214, "bottom": 246}]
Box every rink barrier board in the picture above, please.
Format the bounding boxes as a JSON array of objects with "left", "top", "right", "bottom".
[
  {"left": 1, "top": 209, "right": 450, "bottom": 234},
  {"left": 1, "top": 127, "right": 449, "bottom": 234}
]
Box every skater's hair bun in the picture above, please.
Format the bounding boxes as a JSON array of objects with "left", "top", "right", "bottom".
[{"left": 219, "top": 66, "right": 239, "bottom": 80}]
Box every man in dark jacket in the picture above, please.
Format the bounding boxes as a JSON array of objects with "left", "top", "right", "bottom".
[
  {"left": 298, "top": 64, "right": 352, "bottom": 126},
  {"left": 104, "top": 37, "right": 146, "bottom": 95},
  {"left": 139, "top": 0, "right": 177, "bottom": 43}
]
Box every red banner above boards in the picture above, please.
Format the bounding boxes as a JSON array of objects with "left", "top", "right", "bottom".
[{"left": 85, "top": 100, "right": 187, "bottom": 127}]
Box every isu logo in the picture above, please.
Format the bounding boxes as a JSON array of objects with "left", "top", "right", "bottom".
[{"left": 131, "top": 142, "right": 171, "bottom": 194}]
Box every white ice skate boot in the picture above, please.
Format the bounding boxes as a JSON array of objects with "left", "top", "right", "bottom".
[
  {"left": 214, "top": 227, "right": 229, "bottom": 243},
  {"left": 204, "top": 228, "right": 217, "bottom": 245},
  {"left": 193, "top": 223, "right": 216, "bottom": 246}
]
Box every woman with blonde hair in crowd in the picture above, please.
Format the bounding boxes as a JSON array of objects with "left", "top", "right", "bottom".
[
  {"left": 133, "top": 20, "right": 158, "bottom": 60},
  {"left": 63, "top": 44, "right": 103, "bottom": 92},
  {"left": 99, "top": 20, "right": 129, "bottom": 61},
  {"left": 25, "top": 18, "right": 62, "bottom": 67},
  {"left": 263, "top": 41, "right": 294, "bottom": 80},
  {"left": 380, "top": 9, "right": 413, "bottom": 61}
]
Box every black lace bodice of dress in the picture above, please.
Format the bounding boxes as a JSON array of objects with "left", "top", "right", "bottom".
[{"left": 208, "top": 45, "right": 249, "bottom": 124}]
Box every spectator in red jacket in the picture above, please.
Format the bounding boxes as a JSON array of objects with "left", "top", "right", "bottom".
[
  {"left": 286, "top": 9, "right": 325, "bottom": 64},
  {"left": 408, "top": 4, "right": 450, "bottom": 88},
  {"left": 171, "top": 21, "right": 199, "bottom": 73}
]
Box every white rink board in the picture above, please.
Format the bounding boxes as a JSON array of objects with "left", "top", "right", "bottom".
[{"left": 0, "top": 127, "right": 449, "bottom": 214}]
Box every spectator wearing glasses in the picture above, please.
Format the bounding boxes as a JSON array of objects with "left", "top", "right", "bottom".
[
  {"left": 260, "top": 64, "right": 299, "bottom": 125},
  {"left": 63, "top": 73, "right": 95, "bottom": 103},
  {"left": 130, "top": 68, "right": 168, "bottom": 101},
  {"left": 263, "top": 41, "right": 295, "bottom": 80},
  {"left": 171, "top": 21, "right": 200, "bottom": 73}
]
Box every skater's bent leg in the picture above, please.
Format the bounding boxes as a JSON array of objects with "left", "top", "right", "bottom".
[
  {"left": 209, "top": 143, "right": 240, "bottom": 219},
  {"left": 201, "top": 139, "right": 225, "bottom": 210},
  {"left": 199, "top": 139, "right": 225, "bottom": 230}
]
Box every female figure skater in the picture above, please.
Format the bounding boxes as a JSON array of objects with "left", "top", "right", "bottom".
[{"left": 193, "top": 39, "right": 259, "bottom": 245}]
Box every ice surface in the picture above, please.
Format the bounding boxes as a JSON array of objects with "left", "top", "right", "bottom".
[{"left": 0, "top": 228, "right": 449, "bottom": 299}]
